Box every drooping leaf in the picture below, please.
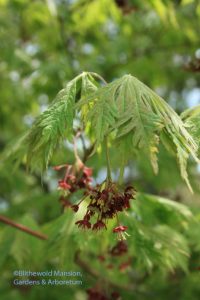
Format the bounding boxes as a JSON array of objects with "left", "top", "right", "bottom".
[
  {"left": 78, "top": 74, "right": 199, "bottom": 190},
  {"left": 26, "top": 80, "right": 77, "bottom": 168},
  {"left": 181, "top": 105, "right": 200, "bottom": 151},
  {"left": 3, "top": 72, "right": 99, "bottom": 170},
  {"left": 3, "top": 73, "right": 199, "bottom": 190},
  {"left": 135, "top": 193, "right": 193, "bottom": 224}
]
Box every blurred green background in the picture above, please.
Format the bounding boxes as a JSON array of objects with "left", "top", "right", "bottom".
[{"left": 0, "top": 0, "right": 200, "bottom": 299}]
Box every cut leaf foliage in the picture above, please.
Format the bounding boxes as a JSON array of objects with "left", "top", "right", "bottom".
[
  {"left": 79, "top": 74, "right": 199, "bottom": 191},
  {"left": 3, "top": 73, "right": 199, "bottom": 190}
]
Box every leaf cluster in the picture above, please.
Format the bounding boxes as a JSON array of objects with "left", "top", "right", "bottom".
[{"left": 3, "top": 72, "right": 200, "bottom": 191}]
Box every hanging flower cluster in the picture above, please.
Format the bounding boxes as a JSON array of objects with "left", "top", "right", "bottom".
[
  {"left": 54, "top": 162, "right": 136, "bottom": 238},
  {"left": 53, "top": 129, "right": 136, "bottom": 238},
  {"left": 75, "top": 182, "right": 136, "bottom": 239},
  {"left": 54, "top": 161, "right": 136, "bottom": 238},
  {"left": 54, "top": 127, "right": 136, "bottom": 238},
  {"left": 54, "top": 160, "right": 93, "bottom": 217},
  {"left": 53, "top": 163, "right": 93, "bottom": 194}
]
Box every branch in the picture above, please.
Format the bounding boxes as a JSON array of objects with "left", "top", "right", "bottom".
[{"left": 0, "top": 215, "right": 48, "bottom": 240}]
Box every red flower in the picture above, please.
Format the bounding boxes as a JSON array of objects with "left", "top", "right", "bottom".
[
  {"left": 83, "top": 166, "right": 93, "bottom": 177},
  {"left": 92, "top": 220, "right": 107, "bottom": 231},
  {"left": 113, "top": 225, "right": 128, "bottom": 233},
  {"left": 58, "top": 180, "right": 71, "bottom": 190},
  {"left": 75, "top": 219, "right": 91, "bottom": 229}
]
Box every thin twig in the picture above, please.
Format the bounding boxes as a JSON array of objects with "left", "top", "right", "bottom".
[{"left": 0, "top": 215, "right": 48, "bottom": 240}]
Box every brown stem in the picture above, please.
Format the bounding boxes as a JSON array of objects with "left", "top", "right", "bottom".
[{"left": 0, "top": 215, "right": 48, "bottom": 240}]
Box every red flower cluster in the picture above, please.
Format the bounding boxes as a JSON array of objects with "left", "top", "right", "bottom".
[
  {"left": 54, "top": 162, "right": 136, "bottom": 237},
  {"left": 75, "top": 218, "right": 91, "bottom": 229},
  {"left": 54, "top": 164, "right": 93, "bottom": 193},
  {"left": 75, "top": 182, "right": 135, "bottom": 233},
  {"left": 87, "top": 287, "right": 120, "bottom": 300}
]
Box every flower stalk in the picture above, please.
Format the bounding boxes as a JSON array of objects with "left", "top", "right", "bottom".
[{"left": 105, "top": 136, "right": 112, "bottom": 182}]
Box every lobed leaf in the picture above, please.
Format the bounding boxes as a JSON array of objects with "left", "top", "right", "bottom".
[{"left": 80, "top": 74, "right": 199, "bottom": 190}]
